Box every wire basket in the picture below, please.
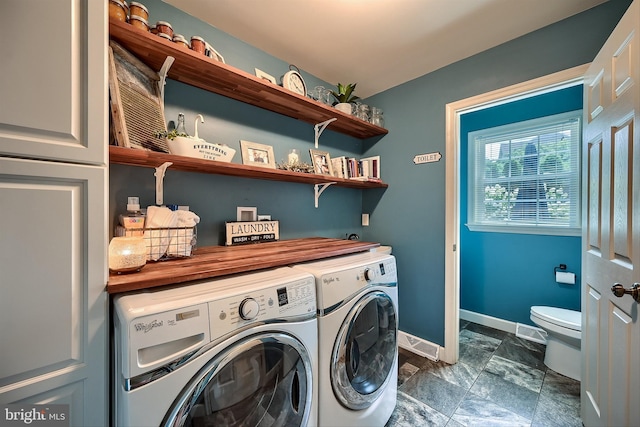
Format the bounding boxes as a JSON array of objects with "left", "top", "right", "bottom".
[{"left": 115, "top": 225, "right": 197, "bottom": 261}]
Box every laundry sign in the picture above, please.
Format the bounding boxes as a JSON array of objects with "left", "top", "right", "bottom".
[
  {"left": 413, "top": 152, "right": 442, "bottom": 164},
  {"left": 225, "top": 221, "right": 280, "bottom": 245}
]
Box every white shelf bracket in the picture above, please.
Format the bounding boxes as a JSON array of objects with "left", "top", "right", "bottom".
[
  {"left": 314, "top": 182, "right": 336, "bottom": 208},
  {"left": 155, "top": 162, "right": 173, "bottom": 205},
  {"left": 158, "top": 56, "right": 175, "bottom": 103},
  {"left": 314, "top": 118, "right": 337, "bottom": 148}
]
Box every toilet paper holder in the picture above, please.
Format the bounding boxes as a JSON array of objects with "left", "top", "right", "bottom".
[{"left": 554, "top": 264, "right": 576, "bottom": 285}]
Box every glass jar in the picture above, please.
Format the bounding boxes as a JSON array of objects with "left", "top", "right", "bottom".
[
  {"left": 356, "top": 104, "right": 370, "bottom": 122},
  {"left": 129, "top": 2, "right": 148, "bottom": 21},
  {"left": 108, "top": 237, "right": 147, "bottom": 274},
  {"left": 129, "top": 14, "right": 149, "bottom": 32},
  {"left": 109, "top": 0, "right": 128, "bottom": 22},
  {"left": 173, "top": 34, "right": 189, "bottom": 49},
  {"left": 370, "top": 107, "right": 384, "bottom": 128},
  {"left": 312, "top": 86, "right": 325, "bottom": 102},
  {"left": 155, "top": 21, "right": 174, "bottom": 39},
  {"left": 191, "top": 36, "right": 206, "bottom": 54},
  {"left": 288, "top": 149, "right": 300, "bottom": 165}
]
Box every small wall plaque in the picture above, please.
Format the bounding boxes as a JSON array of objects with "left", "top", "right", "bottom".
[
  {"left": 225, "top": 221, "right": 280, "bottom": 246},
  {"left": 413, "top": 152, "right": 442, "bottom": 164}
]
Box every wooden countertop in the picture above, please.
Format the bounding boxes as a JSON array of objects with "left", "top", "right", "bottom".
[{"left": 107, "top": 237, "right": 379, "bottom": 294}]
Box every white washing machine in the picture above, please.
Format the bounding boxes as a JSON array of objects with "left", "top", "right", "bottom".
[
  {"left": 292, "top": 252, "right": 398, "bottom": 427},
  {"left": 113, "top": 267, "right": 318, "bottom": 427}
]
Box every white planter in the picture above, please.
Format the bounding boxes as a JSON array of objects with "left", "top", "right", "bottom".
[
  {"left": 167, "top": 136, "right": 236, "bottom": 162},
  {"left": 335, "top": 103, "right": 352, "bottom": 114}
]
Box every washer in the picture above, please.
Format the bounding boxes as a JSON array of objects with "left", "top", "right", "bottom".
[
  {"left": 113, "top": 267, "right": 318, "bottom": 427},
  {"left": 292, "top": 252, "right": 398, "bottom": 427}
]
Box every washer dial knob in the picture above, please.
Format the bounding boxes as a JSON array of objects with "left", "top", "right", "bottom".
[
  {"left": 239, "top": 298, "right": 260, "bottom": 320},
  {"left": 364, "top": 268, "right": 376, "bottom": 281}
]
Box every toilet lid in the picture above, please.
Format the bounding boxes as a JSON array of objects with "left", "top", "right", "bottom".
[{"left": 530, "top": 306, "right": 581, "bottom": 331}]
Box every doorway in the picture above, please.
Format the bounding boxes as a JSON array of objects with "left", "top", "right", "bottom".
[{"left": 441, "top": 65, "right": 588, "bottom": 364}]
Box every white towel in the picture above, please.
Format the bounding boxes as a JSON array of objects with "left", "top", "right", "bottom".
[
  {"left": 167, "top": 210, "right": 200, "bottom": 257},
  {"left": 144, "top": 206, "right": 178, "bottom": 260}
]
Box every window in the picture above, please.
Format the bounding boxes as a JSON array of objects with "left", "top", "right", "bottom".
[{"left": 467, "top": 110, "right": 581, "bottom": 235}]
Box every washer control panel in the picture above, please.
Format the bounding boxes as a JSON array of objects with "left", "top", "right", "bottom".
[
  {"left": 317, "top": 257, "right": 397, "bottom": 310},
  {"left": 208, "top": 275, "right": 316, "bottom": 341}
]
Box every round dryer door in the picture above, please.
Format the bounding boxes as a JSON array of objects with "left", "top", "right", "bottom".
[
  {"left": 163, "top": 332, "right": 313, "bottom": 427},
  {"left": 331, "top": 291, "right": 397, "bottom": 410}
]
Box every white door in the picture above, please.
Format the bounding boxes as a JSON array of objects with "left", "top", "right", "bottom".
[
  {"left": 582, "top": 1, "right": 640, "bottom": 425},
  {"left": 0, "top": 1, "right": 108, "bottom": 426}
]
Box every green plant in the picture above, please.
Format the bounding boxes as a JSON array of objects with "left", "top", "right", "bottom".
[
  {"left": 155, "top": 129, "right": 188, "bottom": 140},
  {"left": 330, "top": 83, "right": 360, "bottom": 105}
]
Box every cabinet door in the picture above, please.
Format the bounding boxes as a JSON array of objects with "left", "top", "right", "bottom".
[
  {"left": 0, "top": 0, "right": 107, "bottom": 165},
  {"left": 0, "top": 1, "right": 108, "bottom": 426},
  {"left": 0, "top": 157, "right": 107, "bottom": 426}
]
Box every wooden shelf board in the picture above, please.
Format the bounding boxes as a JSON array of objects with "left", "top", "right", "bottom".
[
  {"left": 109, "top": 146, "right": 388, "bottom": 189},
  {"left": 107, "top": 237, "right": 380, "bottom": 293},
  {"left": 109, "top": 19, "right": 388, "bottom": 139}
]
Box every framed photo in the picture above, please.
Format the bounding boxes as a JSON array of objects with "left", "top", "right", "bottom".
[
  {"left": 205, "top": 43, "right": 225, "bottom": 63},
  {"left": 309, "top": 149, "right": 334, "bottom": 176},
  {"left": 240, "top": 140, "right": 276, "bottom": 169},
  {"left": 237, "top": 206, "right": 257, "bottom": 222},
  {"left": 255, "top": 68, "right": 277, "bottom": 84}
]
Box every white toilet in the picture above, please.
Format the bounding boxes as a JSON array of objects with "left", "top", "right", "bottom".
[{"left": 530, "top": 306, "right": 581, "bottom": 381}]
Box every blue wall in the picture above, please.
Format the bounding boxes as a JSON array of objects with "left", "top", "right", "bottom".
[
  {"left": 109, "top": 0, "right": 632, "bottom": 346},
  {"left": 459, "top": 86, "right": 583, "bottom": 325},
  {"left": 361, "top": 1, "right": 631, "bottom": 345}
]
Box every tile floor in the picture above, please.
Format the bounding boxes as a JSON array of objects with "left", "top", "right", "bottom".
[{"left": 386, "top": 321, "right": 582, "bottom": 427}]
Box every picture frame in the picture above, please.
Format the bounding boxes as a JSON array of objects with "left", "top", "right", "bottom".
[
  {"left": 309, "top": 149, "right": 334, "bottom": 176},
  {"left": 237, "top": 206, "right": 257, "bottom": 222},
  {"left": 240, "top": 140, "right": 276, "bottom": 169},
  {"left": 205, "top": 43, "right": 225, "bottom": 63},
  {"left": 255, "top": 68, "right": 277, "bottom": 84}
]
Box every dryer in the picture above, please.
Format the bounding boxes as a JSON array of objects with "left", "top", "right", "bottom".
[
  {"left": 113, "top": 267, "right": 318, "bottom": 427},
  {"left": 292, "top": 252, "right": 398, "bottom": 427}
]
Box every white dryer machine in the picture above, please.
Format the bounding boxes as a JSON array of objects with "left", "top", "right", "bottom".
[
  {"left": 113, "top": 267, "right": 318, "bottom": 427},
  {"left": 292, "top": 252, "right": 398, "bottom": 427}
]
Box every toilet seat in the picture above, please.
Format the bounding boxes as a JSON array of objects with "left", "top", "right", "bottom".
[{"left": 530, "top": 306, "right": 581, "bottom": 331}]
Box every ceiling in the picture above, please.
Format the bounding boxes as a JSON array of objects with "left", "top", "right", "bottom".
[{"left": 165, "top": 0, "right": 607, "bottom": 98}]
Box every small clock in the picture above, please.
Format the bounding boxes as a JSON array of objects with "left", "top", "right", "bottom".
[{"left": 282, "top": 64, "right": 307, "bottom": 96}]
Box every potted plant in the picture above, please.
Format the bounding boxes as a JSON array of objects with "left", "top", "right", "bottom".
[{"left": 330, "top": 83, "right": 359, "bottom": 114}]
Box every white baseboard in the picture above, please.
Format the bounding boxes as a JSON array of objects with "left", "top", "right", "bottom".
[
  {"left": 459, "top": 309, "right": 517, "bottom": 334},
  {"left": 398, "top": 330, "right": 441, "bottom": 361}
]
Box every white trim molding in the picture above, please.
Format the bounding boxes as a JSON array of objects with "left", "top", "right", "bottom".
[{"left": 442, "top": 64, "right": 589, "bottom": 365}]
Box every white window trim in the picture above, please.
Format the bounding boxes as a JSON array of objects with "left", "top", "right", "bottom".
[{"left": 466, "top": 110, "right": 582, "bottom": 236}]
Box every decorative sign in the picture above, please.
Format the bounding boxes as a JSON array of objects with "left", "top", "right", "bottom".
[
  {"left": 225, "top": 221, "right": 279, "bottom": 246},
  {"left": 413, "top": 152, "right": 442, "bottom": 164}
]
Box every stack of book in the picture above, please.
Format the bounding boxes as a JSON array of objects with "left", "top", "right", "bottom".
[{"left": 331, "top": 155, "right": 381, "bottom": 181}]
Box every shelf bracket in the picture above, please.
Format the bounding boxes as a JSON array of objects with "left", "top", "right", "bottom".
[
  {"left": 314, "top": 182, "right": 336, "bottom": 208},
  {"left": 154, "top": 162, "right": 173, "bottom": 205},
  {"left": 158, "top": 56, "right": 175, "bottom": 104},
  {"left": 314, "top": 118, "right": 337, "bottom": 148}
]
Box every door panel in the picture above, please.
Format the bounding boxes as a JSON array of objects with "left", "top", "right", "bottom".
[
  {"left": 582, "top": 1, "right": 640, "bottom": 425},
  {"left": 0, "top": 0, "right": 106, "bottom": 165}
]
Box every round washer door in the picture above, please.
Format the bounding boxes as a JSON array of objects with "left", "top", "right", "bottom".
[
  {"left": 331, "top": 290, "right": 397, "bottom": 410},
  {"left": 163, "top": 332, "right": 313, "bottom": 427}
]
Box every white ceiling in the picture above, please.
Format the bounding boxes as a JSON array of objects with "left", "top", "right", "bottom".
[{"left": 165, "top": 0, "right": 607, "bottom": 98}]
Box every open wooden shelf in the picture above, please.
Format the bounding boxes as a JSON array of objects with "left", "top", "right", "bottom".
[
  {"left": 110, "top": 146, "right": 388, "bottom": 189},
  {"left": 109, "top": 18, "right": 388, "bottom": 140}
]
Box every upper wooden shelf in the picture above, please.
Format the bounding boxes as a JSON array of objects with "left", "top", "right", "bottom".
[
  {"left": 110, "top": 146, "right": 388, "bottom": 189},
  {"left": 109, "top": 19, "right": 388, "bottom": 140}
]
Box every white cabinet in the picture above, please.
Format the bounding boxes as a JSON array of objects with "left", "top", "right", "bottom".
[{"left": 0, "top": 1, "right": 108, "bottom": 426}]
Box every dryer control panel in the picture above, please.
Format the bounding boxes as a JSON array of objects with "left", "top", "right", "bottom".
[
  {"left": 208, "top": 275, "right": 316, "bottom": 341},
  {"left": 317, "top": 256, "right": 397, "bottom": 311}
]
